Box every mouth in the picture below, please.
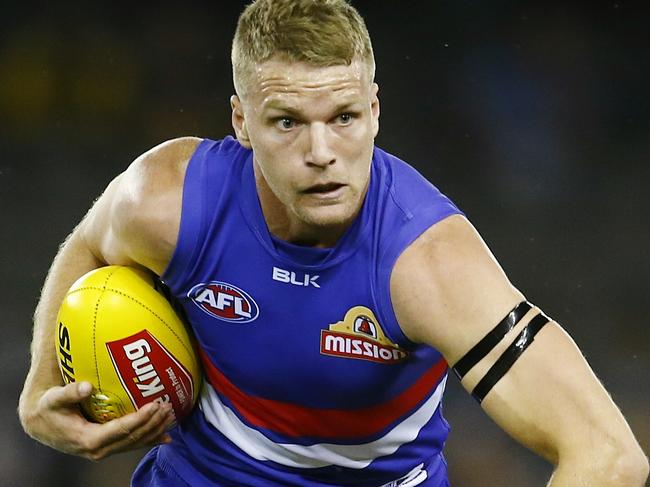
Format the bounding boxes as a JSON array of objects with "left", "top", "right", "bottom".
[
  {"left": 302, "top": 183, "right": 347, "bottom": 204},
  {"left": 301, "top": 182, "right": 347, "bottom": 201}
]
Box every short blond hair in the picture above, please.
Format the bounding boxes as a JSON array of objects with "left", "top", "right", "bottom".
[{"left": 232, "top": 0, "right": 375, "bottom": 97}]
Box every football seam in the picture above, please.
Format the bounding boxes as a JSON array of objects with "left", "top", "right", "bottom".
[
  {"left": 66, "top": 285, "right": 192, "bottom": 359},
  {"left": 92, "top": 290, "right": 102, "bottom": 390},
  {"left": 92, "top": 267, "right": 121, "bottom": 391}
]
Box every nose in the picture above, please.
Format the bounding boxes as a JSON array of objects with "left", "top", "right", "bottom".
[{"left": 305, "top": 123, "right": 335, "bottom": 168}]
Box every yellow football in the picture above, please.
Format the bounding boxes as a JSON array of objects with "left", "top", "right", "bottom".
[{"left": 55, "top": 265, "right": 201, "bottom": 424}]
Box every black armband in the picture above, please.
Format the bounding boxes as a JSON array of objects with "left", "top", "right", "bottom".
[
  {"left": 452, "top": 301, "right": 532, "bottom": 380},
  {"left": 471, "top": 310, "right": 550, "bottom": 403}
]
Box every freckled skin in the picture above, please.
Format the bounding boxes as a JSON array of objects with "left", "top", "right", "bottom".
[{"left": 231, "top": 58, "right": 380, "bottom": 247}]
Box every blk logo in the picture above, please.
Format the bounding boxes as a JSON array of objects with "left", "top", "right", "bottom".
[
  {"left": 272, "top": 266, "right": 320, "bottom": 288},
  {"left": 188, "top": 281, "right": 259, "bottom": 323}
]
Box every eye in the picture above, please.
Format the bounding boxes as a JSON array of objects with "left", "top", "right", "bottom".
[
  {"left": 275, "top": 117, "right": 296, "bottom": 130},
  {"left": 336, "top": 113, "right": 355, "bottom": 125}
]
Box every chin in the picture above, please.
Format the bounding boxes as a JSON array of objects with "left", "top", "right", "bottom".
[{"left": 295, "top": 203, "right": 356, "bottom": 229}]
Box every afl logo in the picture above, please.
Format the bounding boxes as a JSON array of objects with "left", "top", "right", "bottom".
[{"left": 188, "top": 281, "right": 259, "bottom": 323}]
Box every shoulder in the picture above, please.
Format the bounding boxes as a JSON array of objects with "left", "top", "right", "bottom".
[
  {"left": 373, "top": 147, "right": 461, "bottom": 222},
  {"left": 86, "top": 137, "right": 203, "bottom": 274},
  {"left": 371, "top": 148, "right": 464, "bottom": 273},
  {"left": 121, "top": 136, "right": 203, "bottom": 197},
  {"left": 390, "top": 214, "right": 523, "bottom": 361},
  {"left": 118, "top": 137, "right": 203, "bottom": 271},
  {"left": 116, "top": 136, "right": 202, "bottom": 224}
]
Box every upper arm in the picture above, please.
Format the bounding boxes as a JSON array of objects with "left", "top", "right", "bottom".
[
  {"left": 391, "top": 214, "right": 523, "bottom": 363},
  {"left": 391, "top": 214, "right": 642, "bottom": 465},
  {"left": 81, "top": 136, "right": 202, "bottom": 275}
]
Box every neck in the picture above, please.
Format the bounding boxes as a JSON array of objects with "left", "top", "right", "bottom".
[{"left": 253, "top": 165, "right": 356, "bottom": 248}]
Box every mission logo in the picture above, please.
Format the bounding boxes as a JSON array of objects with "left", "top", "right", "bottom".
[
  {"left": 188, "top": 281, "right": 259, "bottom": 323},
  {"left": 320, "top": 306, "right": 409, "bottom": 364}
]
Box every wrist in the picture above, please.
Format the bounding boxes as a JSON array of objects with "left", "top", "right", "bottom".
[{"left": 18, "top": 372, "right": 60, "bottom": 427}]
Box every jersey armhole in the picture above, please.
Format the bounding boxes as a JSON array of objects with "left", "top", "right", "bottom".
[
  {"left": 373, "top": 203, "right": 463, "bottom": 350},
  {"left": 161, "top": 139, "right": 215, "bottom": 288}
]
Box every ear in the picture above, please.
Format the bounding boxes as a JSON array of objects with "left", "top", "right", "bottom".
[
  {"left": 370, "top": 83, "right": 380, "bottom": 138},
  {"left": 231, "top": 95, "right": 252, "bottom": 149}
]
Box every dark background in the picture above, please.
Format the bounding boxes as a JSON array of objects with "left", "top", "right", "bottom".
[{"left": 1, "top": 1, "right": 648, "bottom": 485}]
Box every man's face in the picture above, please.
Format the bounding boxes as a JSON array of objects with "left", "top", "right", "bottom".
[{"left": 231, "top": 58, "right": 380, "bottom": 240}]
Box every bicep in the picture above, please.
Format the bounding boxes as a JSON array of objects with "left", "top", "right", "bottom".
[
  {"left": 391, "top": 214, "right": 524, "bottom": 363},
  {"left": 81, "top": 172, "right": 145, "bottom": 268},
  {"left": 82, "top": 138, "right": 196, "bottom": 273},
  {"left": 392, "top": 215, "right": 632, "bottom": 462}
]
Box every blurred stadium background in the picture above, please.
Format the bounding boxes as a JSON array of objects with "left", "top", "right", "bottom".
[{"left": 1, "top": 1, "right": 648, "bottom": 485}]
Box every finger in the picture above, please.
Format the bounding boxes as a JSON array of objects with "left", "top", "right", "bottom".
[
  {"left": 44, "top": 382, "right": 93, "bottom": 409},
  {"left": 116, "top": 404, "right": 175, "bottom": 448},
  {"left": 90, "top": 401, "right": 172, "bottom": 450},
  {"left": 89, "top": 403, "right": 175, "bottom": 457},
  {"left": 79, "top": 402, "right": 164, "bottom": 459}
]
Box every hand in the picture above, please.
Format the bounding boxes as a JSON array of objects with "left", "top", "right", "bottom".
[{"left": 20, "top": 381, "right": 175, "bottom": 461}]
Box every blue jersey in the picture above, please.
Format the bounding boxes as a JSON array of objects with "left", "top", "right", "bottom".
[{"left": 132, "top": 137, "right": 462, "bottom": 486}]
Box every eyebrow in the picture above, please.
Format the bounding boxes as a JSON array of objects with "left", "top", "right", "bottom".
[{"left": 263, "top": 100, "right": 361, "bottom": 117}]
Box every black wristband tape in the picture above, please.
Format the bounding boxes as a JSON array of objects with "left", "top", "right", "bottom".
[{"left": 452, "top": 301, "right": 532, "bottom": 380}]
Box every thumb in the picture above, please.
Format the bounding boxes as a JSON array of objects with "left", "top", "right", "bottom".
[{"left": 48, "top": 381, "right": 93, "bottom": 408}]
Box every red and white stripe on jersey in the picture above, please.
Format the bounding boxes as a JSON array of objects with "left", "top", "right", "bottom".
[{"left": 198, "top": 351, "right": 448, "bottom": 469}]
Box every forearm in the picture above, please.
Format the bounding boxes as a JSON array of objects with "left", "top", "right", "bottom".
[
  {"left": 19, "top": 226, "right": 104, "bottom": 422},
  {"left": 17, "top": 168, "right": 178, "bottom": 458},
  {"left": 547, "top": 449, "right": 649, "bottom": 487}
]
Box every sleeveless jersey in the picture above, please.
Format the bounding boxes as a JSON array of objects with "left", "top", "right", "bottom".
[{"left": 133, "top": 136, "right": 463, "bottom": 487}]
